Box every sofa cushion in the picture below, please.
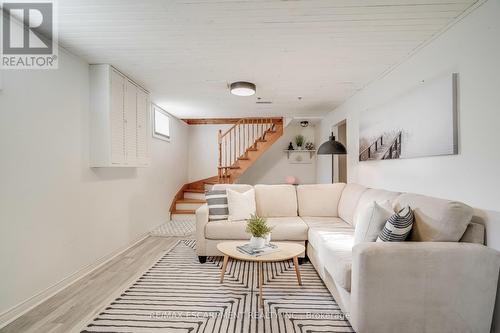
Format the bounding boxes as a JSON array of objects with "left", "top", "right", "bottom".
[
  {"left": 205, "top": 189, "right": 228, "bottom": 222},
  {"left": 323, "top": 241, "right": 353, "bottom": 292},
  {"left": 301, "top": 216, "right": 346, "bottom": 228},
  {"left": 305, "top": 217, "right": 354, "bottom": 248},
  {"left": 207, "top": 185, "right": 253, "bottom": 222},
  {"left": 227, "top": 188, "right": 256, "bottom": 221},
  {"left": 353, "top": 188, "right": 401, "bottom": 227},
  {"left": 338, "top": 183, "right": 368, "bottom": 225},
  {"left": 205, "top": 217, "right": 307, "bottom": 240},
  {"left": 305, "top": 219, "right": 354, "bottom": 291},
  {"left": 353, "top": 201, "right": 394, "bottom": 245},
  {"left": 395, "top": 193, "right": 473, "bottom": 242},
  {"left": 377, "top": 206, "right": 414, "bottom": 242},
  {"left": 305, "top": 217, "right": 354, "bottom": 280},
  {"left": 460, "top": 222, "right": 485, "bottom": 244},
  {"left": 212, "top": 184, "right": 253, "bottom": 192},
  {"left": 255, "top": 185, "right": 298, "bottom": 217},
  {"left": 297, "top": 183, "right": 345, "bottom": 217}
]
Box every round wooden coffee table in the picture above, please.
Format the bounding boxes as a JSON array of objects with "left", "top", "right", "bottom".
[{"left": 217, "top": 241, "right": 305, "bottom": 308}]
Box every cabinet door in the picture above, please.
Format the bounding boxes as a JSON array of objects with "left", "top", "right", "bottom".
[
  {"left": 110, "top": 70, "right": 125, "bottom": 165},
  {"left": 124, "top": 80, "right": 138, "bottom": 166},
  {"left": 136, "top": 89, "right": 150, "bottom": 166}
]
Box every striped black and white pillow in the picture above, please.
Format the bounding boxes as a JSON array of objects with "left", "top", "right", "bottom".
[
  {"left": 377, "top": 206, "right": 414, "bottom": 242},
  {"left": 205, "top": 190, "right": 229, "bottom": 222}
]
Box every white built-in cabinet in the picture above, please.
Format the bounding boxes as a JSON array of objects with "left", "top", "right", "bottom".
[{"left": 90, "top": 64, "right": 151, "bottom": 167}]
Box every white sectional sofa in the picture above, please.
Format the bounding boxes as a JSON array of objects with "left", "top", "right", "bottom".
[{"left": 195, "top": 183, "right": 500, "bottom": 333}]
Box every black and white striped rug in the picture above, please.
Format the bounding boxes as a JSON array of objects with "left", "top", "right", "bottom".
[{"left": 81, "top": 240, "right": 354, "bottom": 333}]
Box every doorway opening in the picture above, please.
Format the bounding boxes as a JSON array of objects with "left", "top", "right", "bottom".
[{"left": 333, "top": 120, "right": 347, "bottom": 183}]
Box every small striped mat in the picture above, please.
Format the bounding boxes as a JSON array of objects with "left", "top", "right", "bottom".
[{"left": 150, "top": 218, "right": 195, "bottom": 237}]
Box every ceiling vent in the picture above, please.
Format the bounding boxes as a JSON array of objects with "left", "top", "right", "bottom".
[{"left": 256, "top": 101, "right": 273, "bottom": 104}]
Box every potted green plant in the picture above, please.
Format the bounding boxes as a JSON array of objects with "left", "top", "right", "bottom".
[
  {"left": 295, "top": 135, "right": 305, "bottom": 149},
  {"left": 246, "top": 214, "right": 273, "bottom": 249}
]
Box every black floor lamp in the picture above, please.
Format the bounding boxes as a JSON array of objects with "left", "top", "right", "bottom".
[{"left": 317, "top": 133, "right": 347, "bottom": 183}]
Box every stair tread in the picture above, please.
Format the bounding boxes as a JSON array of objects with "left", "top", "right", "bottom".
[
  {"left": 238, "top": 157, "right": 250, "bottom": 160},
  {"left": 184, "top": 188, "right": 205, "bottom": 193},
  {"left": 177, "top": 199, "right": 206, "bottom": 203},
  {"left": 172, "top": 209, "right": 196, "bottom": 214}
]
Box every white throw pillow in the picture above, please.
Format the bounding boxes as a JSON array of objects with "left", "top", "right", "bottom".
[
  {"left": 353, "top": 201, "right": 394, "bottom": 245},
  {"left": 227, "top": 188, "right": 256, "bottom": 221}
]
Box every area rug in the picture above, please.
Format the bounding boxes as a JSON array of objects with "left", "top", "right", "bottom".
[
  {"left": 150, "top": 217, "right": 195, "bottom": 237},
  {"left": 81, "top": 240, "right": 354, "bottom": 333}
]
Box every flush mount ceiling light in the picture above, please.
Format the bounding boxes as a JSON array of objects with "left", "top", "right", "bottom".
[
  {"left": 230, "top": 81, "right": 256, "bottom": 96},
  {"left": 300, "top": 121, "right": 309, "bottom": 128}
]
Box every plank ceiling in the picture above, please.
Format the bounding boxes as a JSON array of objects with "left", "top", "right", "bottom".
[{"left": 58, "top": 0, "right": 478, "bottom": 118}]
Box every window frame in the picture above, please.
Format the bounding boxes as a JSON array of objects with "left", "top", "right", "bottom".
[{"left": 152, "top": 104, "right": 171, "bottom": 142}]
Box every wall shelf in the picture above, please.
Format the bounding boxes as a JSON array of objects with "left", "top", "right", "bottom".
[{"left": 284, "top": 149, "right": 317, "bottom": 159}]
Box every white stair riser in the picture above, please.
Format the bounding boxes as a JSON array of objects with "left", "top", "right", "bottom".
[
  {"left": 184, "top": 192, "right": 205, "bottom": 200},
  {"left": 176, "top": 202, "right": 205, "bottom": 211}
]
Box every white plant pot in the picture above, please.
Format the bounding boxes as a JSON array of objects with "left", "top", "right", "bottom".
[
  {"left": 265, "top": 233, "right": 271, "bottom": 245},
  {"left": 250, "top": 236, "right": 266, "bottom": 249}
]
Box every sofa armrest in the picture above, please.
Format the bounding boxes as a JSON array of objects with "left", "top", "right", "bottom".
[
  {"left": 195, "top": 204, "right": 209, "bottom": 255},
  {"left": 351, "top": 242, "right": 500, "bottom": 333}
]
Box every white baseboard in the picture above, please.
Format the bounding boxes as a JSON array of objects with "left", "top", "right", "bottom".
[
  {"left": 69, "top": 239, "right": 181, "bottom": 333},
  {"left": 0, "top": 232, "right": 150, "bottom": 329}
]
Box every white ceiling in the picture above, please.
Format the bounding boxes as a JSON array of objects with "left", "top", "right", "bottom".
[{"left": 57, "top": 0, "right": 477, "bottom": 119}]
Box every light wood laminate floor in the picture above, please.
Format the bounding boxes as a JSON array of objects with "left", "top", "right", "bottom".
[{"left": 0, "top": 236, "right": 179, "bottom": 333}]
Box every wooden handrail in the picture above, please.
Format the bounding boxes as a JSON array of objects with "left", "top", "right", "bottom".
[
  {"left": 220, "top": 117, "right": 281, "bottom": 138},
  {"left": 217, "top": 117, "right": 281, "bottom": 183}
]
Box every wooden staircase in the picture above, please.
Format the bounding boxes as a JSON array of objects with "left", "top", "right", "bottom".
[
  {"left": 169, "top": 176, "right": 218, "bottom": 216},
  {"left": 218, "top": 117, "right": 283, "bottom": 183},
  {"left": 170, "top": 117, "right": 283, "bottom": 219}
]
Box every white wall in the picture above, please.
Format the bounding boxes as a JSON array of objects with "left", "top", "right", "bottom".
[
  {"left": 238, "top": 123, "right": 317, "bottom": 185},
  {"left": 0, "top": 47, "right": 189, "bottom": 320},
  {"left": 317, "top": 2, "right": 500, "bottom": 328},
  {"left": 187, "top": 122, "right": 317, "bottom": 185},
  {"left": 187, "top": 124, "right": 231, "bottom": 182},
  {"left": 318, "top": 0, "right": 500, "bottom": 242}
]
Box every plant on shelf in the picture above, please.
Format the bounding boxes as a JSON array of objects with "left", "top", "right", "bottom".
[
  {"left": 305, "top": 142, "right": 315, "bottom": 150},
  {"left": 295, "top": 135, "right": 305, "bottom": 148},
  {"left": 246, "top": 214, "right": 273, "bottom": 249}
]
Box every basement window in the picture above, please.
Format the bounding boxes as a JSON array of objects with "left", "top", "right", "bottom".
[{"left": 153, "top": 105, "right": 170, "bottom": 141}]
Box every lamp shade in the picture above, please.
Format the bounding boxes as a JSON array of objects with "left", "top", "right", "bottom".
[{"left": 317, "top": 133, "right": 347, "bottom": 155}]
